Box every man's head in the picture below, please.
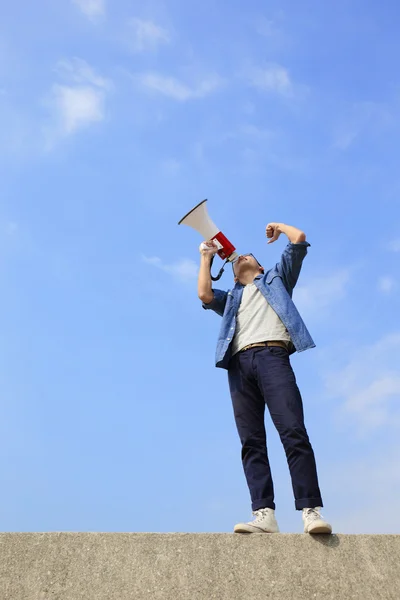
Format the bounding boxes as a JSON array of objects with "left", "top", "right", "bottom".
[{"left": 232, "top": 253, "right": 264, "bottom": 284}]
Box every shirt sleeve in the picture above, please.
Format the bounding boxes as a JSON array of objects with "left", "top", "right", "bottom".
[
  {"left": 202, "top": 288, "right": 228, "bottom": 317},
  {"left": 271, "top": 241, "right": 310, "bottom": 293}
]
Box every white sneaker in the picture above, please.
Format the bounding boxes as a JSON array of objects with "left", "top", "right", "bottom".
[
  {"left": 302, "top": 507, "right": 332, "bottom": 534},
  {"left": 234, "top": 508, "right": 280, "bottom": 534}
]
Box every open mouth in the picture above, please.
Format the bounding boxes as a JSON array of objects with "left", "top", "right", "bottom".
[
  {"left": 233, "top": 255, "right": 248, "bottom": 265},
  {"left": 232, "top": 254, "right": 248, "bottom": 274},
  {"left": 232, "top": 253, "right": 262, "bottom": 274}
]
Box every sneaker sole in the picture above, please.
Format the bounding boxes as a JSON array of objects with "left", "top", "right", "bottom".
[
  {"left": 234, "top": 524, "right": 279, "bottom": 534},
  {"left": 305, "top": 523, "right": 332, "bottom": 534}
]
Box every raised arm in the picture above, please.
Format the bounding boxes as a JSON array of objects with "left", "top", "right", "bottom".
[
  {"left": 198, "top": 242, "right": 217, "bottom": 304},
  {"left": 198, "top": 242, "right": 228, "bottom": 317},
  {"left": 266, "top": 223, "right": 306, "bottom": 244},
  {"left": 265, "top": 223, "right": 310, "bottom": 293}
]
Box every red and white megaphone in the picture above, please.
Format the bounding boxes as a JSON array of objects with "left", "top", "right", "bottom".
[
  {"left": 178, "top": 199, "right": 238, "bottom": 260},
  {"left": 178, "top": 199, "right": 238, "bottom": 281}
]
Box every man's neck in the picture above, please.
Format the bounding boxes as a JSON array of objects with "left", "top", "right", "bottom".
[{"left": 238, "top": 271, "right": 260, "bottom": 286}]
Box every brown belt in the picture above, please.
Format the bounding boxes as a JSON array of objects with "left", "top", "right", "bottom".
[{"left": 240, "top": 341, "right": 288, "bottom": 353}]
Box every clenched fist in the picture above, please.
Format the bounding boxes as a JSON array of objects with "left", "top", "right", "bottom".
[
  {"left": 199, "top": 241, "right": 218, "bottom": 256},
  {"left": 266, "top": 223, "right": 282, "bottom": 244}
]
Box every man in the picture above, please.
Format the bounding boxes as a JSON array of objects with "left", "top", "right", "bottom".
[{"left": 198, "top": 222, "right": 332, "bottom": 534}]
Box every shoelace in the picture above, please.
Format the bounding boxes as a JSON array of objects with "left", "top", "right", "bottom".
[
  {"left": 304, "top": 508, "right": 323, "bottom": 521},
  {"left": 252, "top": 508, "right": 271, "bottom": 523}
]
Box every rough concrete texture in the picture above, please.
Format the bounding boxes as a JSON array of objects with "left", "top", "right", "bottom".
[{"left": 0, "top": 533, "right": 399, "bottom": 600}]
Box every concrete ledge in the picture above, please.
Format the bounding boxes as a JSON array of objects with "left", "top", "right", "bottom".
[{"left": 0, "top": 533, "right": 399, "bottom": 600}]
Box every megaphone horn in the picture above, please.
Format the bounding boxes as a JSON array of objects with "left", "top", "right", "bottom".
[{"left": 178, "top": 199, "right": 237, "bottom": 262}]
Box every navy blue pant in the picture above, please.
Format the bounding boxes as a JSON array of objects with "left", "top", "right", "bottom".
[{"left": 228, "top": 346, "right": 323, "bottom": 512}]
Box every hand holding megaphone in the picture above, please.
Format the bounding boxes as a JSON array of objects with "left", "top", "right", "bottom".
[
  {"left": 179, "top": 199, "right": 237, "bottom": 280},
  {"left": 199, "top": 241, "right": 218, "bottom": 256}
]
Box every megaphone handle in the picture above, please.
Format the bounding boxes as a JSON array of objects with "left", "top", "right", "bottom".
[{"left": 210, "top": 256, "right": 228, "bottom": 281}]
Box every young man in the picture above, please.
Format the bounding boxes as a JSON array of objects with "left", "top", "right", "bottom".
[{"left": 198, "top": 222, "right": 332, "bottom": 534}]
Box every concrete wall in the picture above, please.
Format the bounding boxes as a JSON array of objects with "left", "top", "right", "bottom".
[{"left": 0, "top": 533, "right": 399, "bottom": 600}]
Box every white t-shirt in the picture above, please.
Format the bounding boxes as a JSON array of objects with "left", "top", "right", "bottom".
[{"left": 231, "top": 283, "right": 291, "bottom": 355}]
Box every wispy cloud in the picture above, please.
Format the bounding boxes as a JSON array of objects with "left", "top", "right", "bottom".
[
  {"left": 378, "top": 276, "right": 396, "bottom": 293},
  {"left": 295, "top": 269, "right": 351, "bottom": 319},
  {"left": 333, "top": 129, "right": 358, "bottom": 151},
  {"left": 45, "top": 58, "right": 111, "bottom": 144},
  {"left": 324, "top": 333, "right": 400, "bottom": 434},
  {"left": 256, "top": 18, "right": 280, "bottom": 37},
  {"left": 72, "top": 0, "right": 105, "bottom": 19},
  {"left": 56, "top": 58, "right": 109, "bottom": 88},
  {"left": 142, "top": 255, "right": 198, "bottom": 282},
  {"left": 136, "top": 73, "right": 223, "bottom": 101},
  {"left": 333, "top": 101, "right": 393, "bottom": 150},
  {"left": 247, "top": 63, "right": 293, "bottom": 96},
  {"left": 388, "top": 239, "right": 400, "bottom": 252},
  {"left": 255, "top": 17, "right": 289, "bottom": 51},
  {"left": 128, "top": 18, "right": 170, "bottom": 53},
  {"left": 51, "top": 86, "right": 105, "bottom": 135}
]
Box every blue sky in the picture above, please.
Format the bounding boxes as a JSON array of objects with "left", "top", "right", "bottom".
[{"left": 1, "top": 0, "right": 399, "bottom": 534}]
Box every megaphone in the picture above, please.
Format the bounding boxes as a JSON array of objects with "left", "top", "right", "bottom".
[{"left": 178, "top": 199, "right": 238, "bottom": 280}]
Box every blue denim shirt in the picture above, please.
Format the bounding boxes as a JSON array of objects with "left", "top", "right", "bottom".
[{"left": 202, "top": 242, "right": 316, "bottom": 369}]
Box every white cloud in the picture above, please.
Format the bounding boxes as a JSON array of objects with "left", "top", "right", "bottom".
[
  {"left": 388, "top": 239, "right": 400, "bottom": 252},
  {"left": 46, "top": 58, "right": 111, "bottom": 142},
  {"left": 333, "top": 129, "right": 358, "bottom": 150},
  {"left": 324, "top": 333, "right": 400, "bottom": 434},
  {"left": 378, "top": 276, "right": 396, "bottom": 293},
  {"left": 51, "top": 86, "right": 105, "bottom": 135},
  {"left": 255, "top": 17, "right": 289, "bottom": 51},
  {"left": 128, "top": 18, "right": 170, "bottom": 53},
  {"left": 136, "top": 73, "right": 223, "bottom": 101},
  {"left": 72, "top": 0, "right": 105, "bottom": 19},
  {"left": 142, "top": 255, "right": 198, "bottom": 282},
  {"left": 333, "top": 101, "right": 393, "bottom": 150},
  {"left": 248, "top": 63, "right": 292, "bottom": 96},
  {"left": 295, "top": 269, "right": 351, "bottom": 319},
  {"left": 56, "top": 58, "right": 110, "bottom": 89}
]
